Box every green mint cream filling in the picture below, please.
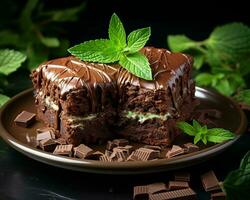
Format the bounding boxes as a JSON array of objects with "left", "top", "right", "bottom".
[{"left": 125, "top": 111, "right": 172, "bottom": 123}]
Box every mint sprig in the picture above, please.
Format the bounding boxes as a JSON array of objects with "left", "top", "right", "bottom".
[
  {"left": 223, "top": 151, "right": 250, "bottom": 200},
  {"left": 68, "top": 13, "right": 152, "bottom": 80},
  {"left": 167, "top": 23, "right": 250, "bottom": 97},
  {"left": 177, "top": 120, "right": 235, "bottom": 144}
]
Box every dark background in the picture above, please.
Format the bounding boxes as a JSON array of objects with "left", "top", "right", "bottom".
[
  {"left": 0, "top": 1, "right": 249, "bottom": 200},
  {"left": 67, "top": 0, "right": 250, "bottom": 46}
]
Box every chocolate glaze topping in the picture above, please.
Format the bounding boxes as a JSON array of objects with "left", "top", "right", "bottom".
[
  {"left": 34, "top": 47, "right": 193, "bottom": 114},
  {"left": 35, "top": 47, "right": 192, "bottom": 93}
]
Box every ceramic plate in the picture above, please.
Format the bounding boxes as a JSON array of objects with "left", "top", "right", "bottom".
[{"left": 0, "top": 87, "right": 247, "bottom": 174}]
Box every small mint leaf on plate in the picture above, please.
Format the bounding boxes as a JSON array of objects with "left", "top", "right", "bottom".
[
  {"left": 206, "top": 128, "right": 235, "bottom": 143},
  {"left": 177, "top": 121, "right": 196, "bottom": 136}
]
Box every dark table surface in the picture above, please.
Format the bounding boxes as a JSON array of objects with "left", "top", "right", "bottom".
[{"left": 0, "top": 112, "right": 249, "bottom": 200}]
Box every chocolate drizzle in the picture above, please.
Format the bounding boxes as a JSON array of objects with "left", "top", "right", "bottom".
[{"left": 35, "top": 47, "right": 192, "bottom": 111}]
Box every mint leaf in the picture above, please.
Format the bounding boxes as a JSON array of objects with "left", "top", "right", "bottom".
[
  {"left": 193, "top": 53, "right": 205, "bottom": 70},
  {"left": 68, "top": 39, "right": 121, "bottom": 63},
  {"left": 167, "top": 35, "right": 197, "bottom": 52},
  {"left": 119, "top": 52, "right": 152, "bottom": 80},
  {"left": 234, "top": 89, "right": 250, "bottom": 106},
  {"left": 68, "top": 13, "right": 152, "bottom": 80},
  {"left": 223, "top": 151, "right": 250, "bottom": 200},
  {"left": 178, "top": 120, "right": 235, "bottom": 145},
  {"left": 195, "top": 73, "right": 215, "bottom": 86},
  {"left": 108, "top": 13, "right": 126, "bottom": 49},
  {"left": 194, "top": 134, "right": 201, "bottom": 144},
  {"left": 240, "top": 152, "right": 250, "bottom": 169},
  {"left": 193, "top": 120, "right": 202, "bottom": 131},
  {"left": 207, "top": 128, "right": 235, "bottom": 143},
  {"left": 177, "top": 121, "right": 196, "bottom": 136},
  {"left": 127, "top": 27, "right": 151, "bottom": 52},
  {"left": 0, "top": 94, "right": 9, "bottom": 106},
  {"left": 207, "top": 23, "right": 250, "bottom": 57},
  {"left": 0, "top": 49, "right": 27, "bottom": 75},
  {"left": 40, "top": 36, "right": 60, "bottom": 48}
]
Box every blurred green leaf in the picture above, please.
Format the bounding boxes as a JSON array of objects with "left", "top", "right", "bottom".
[
  {"left": 0, "top": 31, "right": 20, "bottom": 47},
  {"left": 234, "top": 89, "right": 250, "bottom": 106},
  {"left": 42, "top": 2, "right": 86, "bottom": 22},
  {"left": 207, "top": 23, "right": 250, "bottom": 58},
  {"left": 193, "top": 53, "right": 205, "bottom": 70},
  {"left": 167, "top": 35, "right": 197, "bottom": 52},
  {"left": 39, "top": 36, "right": 60, "bottom": 48},
  {"left": 0, "top": 49, "right": 27, "bottom": 75},
  {"left": 0, "top": 94, "right": 9, "bottom": 106}
]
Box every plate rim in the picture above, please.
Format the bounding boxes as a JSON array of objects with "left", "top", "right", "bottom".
[{"left": 0, "top": 87, "right": 247, "bottom": 174}]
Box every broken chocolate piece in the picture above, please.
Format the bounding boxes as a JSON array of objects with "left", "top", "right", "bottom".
[
  {"left": 53, "top": 144, "right": 73, "bottom": 157},
  {"left": 105, "top": 150, "right": 112, "bottom": 157},
  {"left": 201, "top": 170, "right": 221, "bottom": 192},
  {"left": 39, "top": 138, "right": 57, "bottom": 152},
  {"left": 54, "top": 137, "right": 67, "bottom": 145},
  {"left": 14, "top": 111, "right": 36, "bottom": 127},
  {"left": 36, "top": 129, "right": 55, "bottom": 141},
  {"left": 85, "top": 151, "right": 104, "bottom": 160},
  {"left": 166, "top": 145, "right": 185, "bottom": 158},
  {"left": 99, "top": 154, "right": 111, "bottom": 162},
  {"left": 128, "top": 148, "right": 160, "bottom": 161},
  {"left": 150, "top": 188, "right": 196, "bottom": 200},
  {"left": 106, "top": 139, "right": 129, "bottom": 150},
  {"left": 133, "top": 185, "right": 149, "bottom": 200},
  {"left": 211, "top": 192, "right": 226, "bottom": 200},
  {"left": 183, "top": 143, "right": 199, "bottom": 153},
  {"left": 147, "top": 182, "right": 168, "bottom": 194},
  {"left": 174, "top": 172, "right": 191, "bottom": 182},
  {"left": 168, "top": 181, "right": 189, "bottom": 190},
  {"left": 73, "top": 144, "right": 93, "bottom": 159}
]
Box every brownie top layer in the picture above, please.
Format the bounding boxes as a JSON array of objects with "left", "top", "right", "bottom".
[{"left": 35, "top": 47, "right": 192, "bottom": 95}]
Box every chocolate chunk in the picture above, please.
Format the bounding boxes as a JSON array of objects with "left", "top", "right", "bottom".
[
  {"left": 106, "top": 139, "right": 129, "bottom": 150},
  {"left": 111, "top": 147, "right": 130, "bottom": 162},
  {"left": 73, "top": 144, "right": 93, "bottom": 159},
  {"left": 53, "top": 144, "right": 73, "bottom": 157},
  {"left": 36, "top": 128, "right": 55, "bottom": 141},
  {"left": 105, "top": 150, "right": 112, "bottom": 157},
  {"left": 143, "top": 145, "right": 162, "bottom": 151},
  {"left": 54, "top": 137, "right": 67, "bottom": 145},
  {"left": 174, "top": 172, "right": 191, "bottom": 182},
  {"left": 133, "top": 185, "right": 149, "bottom": 200},
  {"left": 99, "top": 154, "right": 111, "bottom": 162},
  {"left": 147, "top": 182, "right": 168, "bottom": 194},
  {"left": 39, "top": 138, "right": 57, "bottom": 152},
  {"left": 168, "top": 181, "right": 189, "bottom": 190},
  {"left": 128, "top": 148, "right": 160, "bottom": 161},
  {"left": 150, "top": 188, "right": 196, "bottom": 200},
  {"left": 106, "top": 140, "right": 116, "bottom": 151},
  {"left": 183, "top": 143, "right": 199, "bottom": 153},
  {"left": 201, "top": 170, "right": 221, "bottom": 192},
  {"left": 211, "top": 192, "right": 226, "bottom": 200},
  {"left": 14, "top": 111, "right": 36, "bottom": 127},
  {"left": 166, "top": 145, "right": 185, "bottom": 158},
  {"left": 85, "top": 151, "right": 104, "bottom": 160}
]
